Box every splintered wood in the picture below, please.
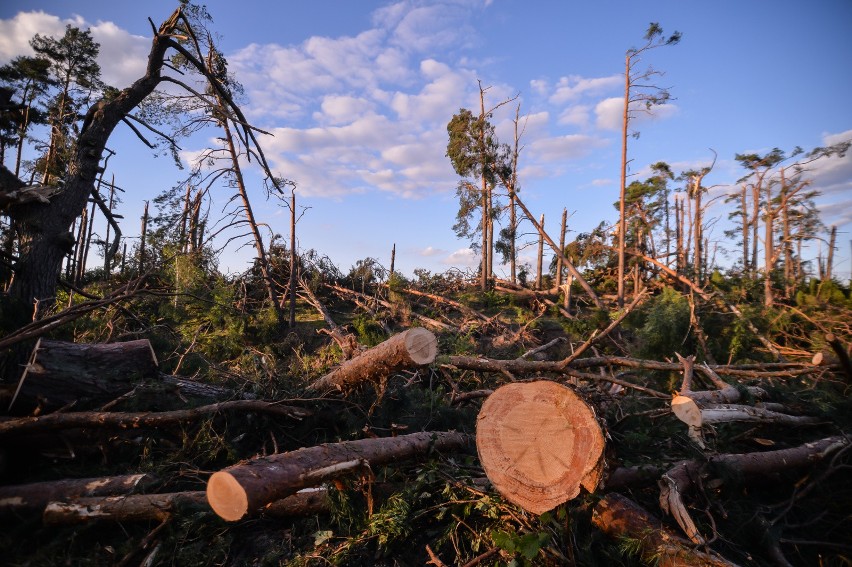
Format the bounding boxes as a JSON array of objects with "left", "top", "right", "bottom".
[{"left": 476, "top": 381, "right": 605, "bottom": 515}]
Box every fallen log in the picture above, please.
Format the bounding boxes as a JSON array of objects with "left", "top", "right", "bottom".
[
  {"left": 307, "top": 328, "right": 438, "bottom": 393},
  {"left": 476, "top": 381, "right": 605, "bottom": 514},
  {"left": 591, "top": 492, "right": 739, "bottom": 567},
  {"left": 9, "top": 338, "right": 158, "bottom": 413},
  {"left": 0, "top": 473, "right": 157, "bottom": 518},
  {"left": 206, "top": 430, "right": 471, "bottom": 521},
  {"left": 43, "top": 491, "right": 207, "bottom": 525},
  {"left": 659, "top": 435, "right": 849, "bottom": 544},
  {"left": 0, "top": 400, "right": 311, "bottom": 439}
]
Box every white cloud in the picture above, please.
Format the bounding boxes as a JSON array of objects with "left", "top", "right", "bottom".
[
  {"left": 550, "top": 74, "right": 621, "bottom": 105},
  {"left": 594, "top": 97, "right": 679, "bottom": 131},
  {"left": 528, "top": 134, "right": 608, "bottom": 163},
  {"left": 419, "top": 246, "right": 445, "bottom": 257},
  {"left": 558, "top": 105, "right": 591, "bottom": 128},
  {"left": 442, "top": 247, "right": 478, "bottom": 266},
  {"left": 0, "top": 11, "right": 149, "bottom": 90}
]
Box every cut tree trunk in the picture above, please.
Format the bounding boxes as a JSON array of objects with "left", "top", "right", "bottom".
[
  {"left": 0, "top": 473, "right": 156, "bottom": 518},
  {"left": 475, "top": 381, "right": 605, "bottom": 514},
  {"left": 307, "top": 328, "right": 438, "bottom": 393},
  {"left": 591, "top": 492, "right": 739, "bottom": 567},
  {"left": 206, "top": 430, "right": 471, "bottom": 521},
  {"left": 0, "top": 400, "right": 311, "bottom": 439},
  {"left": 43, "top": 492, "right": 208, "bottom": 525},
  {"left": 9, "top": 338, "right": 158, "bottom": 413}
]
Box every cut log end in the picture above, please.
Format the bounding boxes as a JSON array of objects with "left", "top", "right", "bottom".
[
  {"left": 206, "top": 471, "right": 248, "bottom": 522},
  {"left": 405, "top": 327, "right": 439, "bottom": 365},
  {"left": 476, "top": 381, "right": 605, "bottom": 515}
]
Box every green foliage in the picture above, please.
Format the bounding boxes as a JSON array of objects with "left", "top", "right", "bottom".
[
  {"left": 492, "top": 529, "right": 550, "bottom": 563},
  {"left": 351, "top": 313, "right": 387, "bottom": 347},
  {"left": 634, "top": 287, "right": 693, "bottom": 358}
]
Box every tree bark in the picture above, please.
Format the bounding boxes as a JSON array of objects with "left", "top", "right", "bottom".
[
  {"left": 476, "top": 381, "right": 605, "bottom": 514},
  {"left": 535, "top": 213, "right": 544, "bottom": 290},
  {"left": 9, "top": 338, "right": 158, "bottom": 412},
  {"left": 0, "top": 400, "right": 311, "bottom": 439},
  {"left": 43, "top": 491, "right": 207, "bottom": 525},
  {"left": 592, "top": 493, "right": 739, "bottom": 567},
  {"left": 307, "top": 328, "right": 437, "bottom": 393},
  {"left": 0, "top": 473, "right": 156, "bottom": 518},
  {"left": 206, "top": 430, "right": 471, "bottom": 521},
  {"left": 825, "top": 332, "right": 852, "bottom": 383}
]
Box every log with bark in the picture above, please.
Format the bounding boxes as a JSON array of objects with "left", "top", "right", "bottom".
[
  {"left": 0, "top": 400, "right": 311, "bottom": 440},
  {"left": 475, "top": 381, "right": 606, "bottom": 514},
  {"left": 0, "top": 473, "right": 157, "bottom": 518},
  {"left": 206, "top": 430, "right": 471, "bottom": 521},
  {"left": 592, "top": 492, "right": 739, "bottom": 567},
  {"left": 307, "top": 328, "right": 438, "bottom": 393},
  {"left": 657, "top": 435, "right": 849, "bottom": 544},
  {"left": 9, "top": 338, "right": 158, "bottom": 413}
]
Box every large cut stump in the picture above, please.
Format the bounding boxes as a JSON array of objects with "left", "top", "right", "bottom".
[
  {"left": 9, "top": 339, "right": 158, "bottom": 413},
  {"left": 476, "top": 381, "right": 605, "bottom": 514},
  {"left": 206, "top": 430, "right": 470, "bottom": 521},
  {"left": 307, "top": 328, "right": 438, "bottom": 392}
]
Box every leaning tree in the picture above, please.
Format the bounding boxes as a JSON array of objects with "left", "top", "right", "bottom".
[{"left": 0, "top": 6, "right": 284, "bottom": 321}]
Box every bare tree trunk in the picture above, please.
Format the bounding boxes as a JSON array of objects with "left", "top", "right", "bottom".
[
  {"left": 288, "top": 188, "right": 297, "bottom": 328},
  {"left": 77, "top": 198, "right": 97, "bottom": 284},
  {"left": 207, "top": 431, "right": 471, "bottom": 521},
  {"left": 617, "top": 54, "right": 630, "bottom": 308},
  {"left": 389, "top": 242, "right": 395, "bottom": 279},
  {"left": 103, "top": 175, "right": 115, "bottom": 275},
  {"left": 219, "top": 119, "right": 282, "bottom": 323},
  {"left": 139, "top": 200, "right": 148, "bottom": 274},
  {"left": 675, "top": 195, "right": 684, "bottom": 276},
  {"left": 740, "top": 184, "right": 749, "bottom": 272},
  {"left": 751, "top": 182, "right": 760, "bottom": 275},
  {"left": 826, "top": 225, "right": 837, "bottom": 281},
  {"left": 535, "top": 213, "right": 544, "bottom": 290},
  {"left": 692, "top": 176, "right": 703, "bottom": 283},
  {"left": 764, "top": 172, "right": 777, "bottom": 307},
  {"left": 556, "top": 208, "right": 566, "bottom": 288}
]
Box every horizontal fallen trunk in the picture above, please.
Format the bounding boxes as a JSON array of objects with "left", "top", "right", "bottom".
[
  {"left": 43, "top": 491, "right": 208, "bottom": 525},
  {"left": 9, "top": 339, "right": 158, "bottom": 413},
  {"left": 592, "top": 492, "right": 739, "bottom": 567},
  {"left": 659, "top": 435, "right": 849, "bottom": 544},
  {"left": 0, "top": 400, "right": 311, "bottom": 439},
  {"left": 307, "top": 328, "right": 438, "bottom": 393},
  {"left": 0, "top": 473, "right": 157, "bottom": 518},
  {"left": 476, "top": 381, "right": 605, "bottom": 514},
  {"left": 207, "top": 430, "right": 471, "bottom": 521},
  {"left": 825, "top": 332, "right": 852, "bottom": 383}
]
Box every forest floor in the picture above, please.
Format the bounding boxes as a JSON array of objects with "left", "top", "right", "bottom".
[{"left": 0, "top": 273, "right": 850, "bottom": 566}]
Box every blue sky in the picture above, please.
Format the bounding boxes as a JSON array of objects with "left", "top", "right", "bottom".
[{"left": 2, "top": 0, "right": 851, "bottom": 280}]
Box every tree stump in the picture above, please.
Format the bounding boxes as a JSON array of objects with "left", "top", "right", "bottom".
[
  {"left": 476, "top": 381, "right": 605, "bottom": 514},
  {"left": 307, "top": 328, "right": 438, "bottom": 392}
]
